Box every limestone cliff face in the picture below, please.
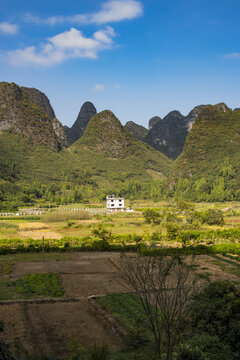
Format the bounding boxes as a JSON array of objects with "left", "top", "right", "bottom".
[
  {"left": 145, "top": 106, "right": 208, "bottom": 159},
  {"left": 65, "top": 101, "right": 97, "bottom": 145},
  {"left": 124, "top": 121, "right": 148, "bottom": 140},
  {"left": 148, "top": 116, "right": 161, "bottom": 130},
  {"left": 145, "top": 111, "right": 187, "bottom": 159},
  {"left": 21, "top": 87, "right": 56, "bottom": 120},
  {"left": 0, "top": 82, "right": 67, "bottom": 149},
  {"left": 184, "top": 105, "right": 207, "bottom": 131}
]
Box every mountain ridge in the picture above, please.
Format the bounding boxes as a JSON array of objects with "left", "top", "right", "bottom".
[
  {"left": 71, "top": 110, "right": 172, "bottom": 176},
  {"left": 144, "top": 106, "right": 208, "bottom": 159},
  {"left": 65, "top": 101, "right": 97, "bottom": 145},
  {"left": 0, "top": 82, "right": 67, "bottom": 149},
  {"left": 169, "top": 103, "right": 240, "bottom": 201},
  {"left": 124, "top": 121, "right": 148, "bottom": 140}
]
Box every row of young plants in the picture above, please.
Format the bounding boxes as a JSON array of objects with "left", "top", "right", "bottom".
[
  {"left": 0, "top": 216, "right": 40, "bottom": 221},
  {"left": 0, "top": 238, "right": 240, "bottom": 256},
  {"left": 176, "top": 228, "right": 240, "bottom": 245},
  {"left": 2, "top": 222, "right": 239, "bottom": 246},
  {"left": 0, "top": 239, "right": 139, "bottom": 255}
]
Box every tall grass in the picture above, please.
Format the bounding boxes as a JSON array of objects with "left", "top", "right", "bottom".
[
  {"left": 0, "top": 222, "right": 19, "bottom": 234},
  {"left": 43, "top": 210, "right": 91, "bottom": 222}
]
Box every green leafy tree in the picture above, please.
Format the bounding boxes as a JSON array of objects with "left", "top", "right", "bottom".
[
  {"left": 166, "top": 222, "right": 180, "bottom": 240},
  {"left": 174, "top": 198, "right": 194, "bottom": 213},
  {"left": 190, "top": 280, "right": 240, "bottom": 358},
  {"left": 199, "top": 209, "right": 224, "bottom": 226},
  {"left": 142, "top": 209, "right": 162, "bottom": 225}
]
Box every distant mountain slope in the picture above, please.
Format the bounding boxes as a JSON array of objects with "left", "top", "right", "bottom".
[
  {"left": 0, "top": 110, "right": 173, "bottom": 196},
  {"left": 145, "top": 111, "right": 186, "bottom": 159},
  {"left": 184, "top": 105, "right": 207, "bottom": 131},
  {"left": 145, "top": 106, "right": 207, "bottom": 159},
  {"left": 65, "top": 101, "right": 97, "bottom": 145},
  {"left": 148, "top": 116, "right": 161, "bottom": 130},
  {"left": 71, "top": 110, "right": 172, "bottom": 176},
  {"left": 0, "top": 82, "right": 67, "bottom": 149},
  {"left": 169, "top": 103, "right": 240, "bottom": 201},
  {"left": 124, "top": 121, "right": 148, "bottom": 140}
]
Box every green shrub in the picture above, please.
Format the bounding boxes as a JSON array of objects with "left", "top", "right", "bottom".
[
  {"left": 174, "top": 344, "right": 204, "bottom": 360},
  {"left": 91, "top": 239, "right": 111, "bottom": 251},
  {"left": 91, "top": 225, "right": 111, "bottom": 241},
  {"left": 66, "top": 220, "right": 76, "bottom": 227},
  {"left": 185, "top": 334, "right": 232, "bottom": 360},
  {"left": 199, "top": 209, "right": 224, "bottom": 226},
  {"left": 123, "top": 320, "right": 149, "bottom": 351},
  {"left": 88, "top": 342, "right": 110, "bottom": 360},
  {"left": 166, "top": 222, "right": 180, "bottom": 240}
]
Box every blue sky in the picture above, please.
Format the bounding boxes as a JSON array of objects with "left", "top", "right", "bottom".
[{"left": 1, "top": 0, "right": 240, "bottom": 128}]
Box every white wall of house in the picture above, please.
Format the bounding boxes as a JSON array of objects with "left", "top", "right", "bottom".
[{"left": 106, "top": 195, "right": 124, "bottom": 211}]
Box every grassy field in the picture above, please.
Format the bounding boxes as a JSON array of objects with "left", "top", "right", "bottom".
[
  {"left": 0, "top": 211, "right": 155, "bottom": 240},
  {"left": 0, "top": 200, "right": 240, "bottom": 242}
]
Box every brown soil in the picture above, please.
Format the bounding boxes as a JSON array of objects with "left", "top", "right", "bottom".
[
  {"left": 194, "top": 255, "right": 240, "bottom": 282},
  {"left": 0, "top": 300, "right": 121, "bottom": 358},
  {"left": 0, "top": 252, "right": 126, "bottom": 358},
  {"left": 0, "top": 252, "right": 239, "bottom": 359}
]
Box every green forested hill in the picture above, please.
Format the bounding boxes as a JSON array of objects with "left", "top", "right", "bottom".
[
  {"left": 169, "top": 103, "right": 240, "bottom": 201},
  {"left": 0, "top": 82, "right": 67, "bottom": 149},
  {"left": 0, "top": 111, "right": 173, "bottom": 208},
  {"left": 0, "top": 111, "right": 172, "bottom": 184},
  {"left": 70, "top": 110, "right": 172, "bottom": 176},
  {"left": 3, "top": 81, "right": 240, "bottom": 207}
]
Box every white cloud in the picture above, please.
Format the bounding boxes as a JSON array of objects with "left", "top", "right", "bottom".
[
  {"left": 25, "top": 0, "right": 143, "bottom": 26},
  {"left": 7, "top": 27, "right": 115, "bottom": 66},
  {"left": 94, "top": 84, "right": 105, "bottom": 91},
  {"left": 0, "top": 21, "right": 18, "bottom": 35},
  {"left": 114, "top": 84, "right": 120, "bottom": 89},
  {"left": 225, "top": 52, "right": 240, "bottom": 59},
  {"left": 24, "top": 13, "right": 88, "bottom": 26},
  {"left": 90, "top": 0, "right": 143, "bottom": 24}
]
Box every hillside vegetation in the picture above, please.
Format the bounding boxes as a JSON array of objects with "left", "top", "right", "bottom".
[
  {"left": 0, "top": 110, "right": 172, "bottom": 209},
  {"left": 2, "top": 81, "right": 240, "bottom": 207},
  {"left": 170, "top": 104, "right": 240, "bottom": 201},
  {"left": 0, "top": 82, "right": 67, "bottom": 149}
]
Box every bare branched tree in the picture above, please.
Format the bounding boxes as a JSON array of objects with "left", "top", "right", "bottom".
[{"left": 119, "top": 253, "right": 198, "bottom": 360}]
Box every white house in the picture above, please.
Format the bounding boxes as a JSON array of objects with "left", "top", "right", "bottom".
[{"left": 106, "top": 195, "right": 124, "bottom": 212}]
